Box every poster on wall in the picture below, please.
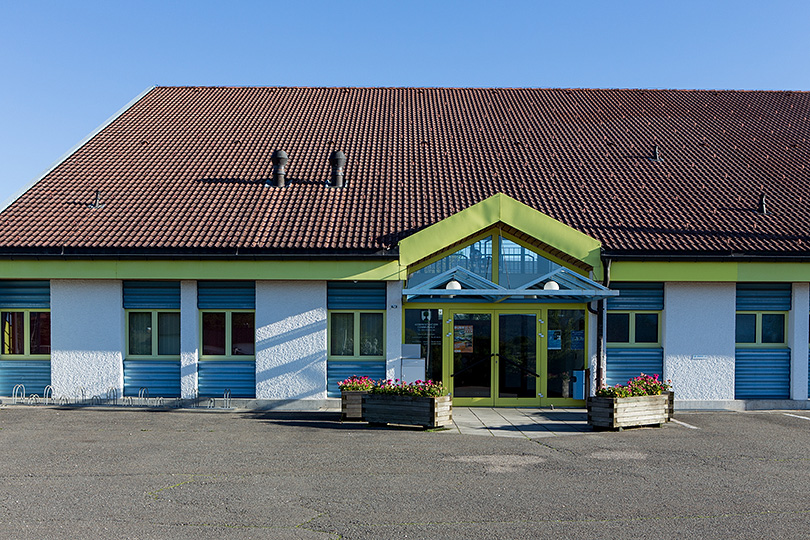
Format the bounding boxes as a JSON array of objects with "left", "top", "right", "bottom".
[
  {"left": 454, "top": 325, "right": 474, "bottom": 353},
  {"left": 548, "top": 329, "right": 562, "bottom": 350},
  {"left": 571, "top": 330, "right": 585, "bottom": 351}
]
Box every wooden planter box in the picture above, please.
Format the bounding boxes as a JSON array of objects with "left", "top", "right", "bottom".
[
  {"left": 362, "top": 394, "right": 452, "bottom": 429},
  {"left": 587, "top": 393, "right": 671, "bottom": 430},
  {"left": 341, "top": 391, "right": 368, "bottom": 421}
]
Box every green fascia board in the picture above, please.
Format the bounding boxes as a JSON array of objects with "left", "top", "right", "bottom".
[
  {"left": 398, "top": 193, "right": 602, "bottom": 271},
  {"left": 0, "top": 259, "right": 406, "bottom": 281},
  {"left": 611, "top": 261, "right": 810, "bottom": 282}
]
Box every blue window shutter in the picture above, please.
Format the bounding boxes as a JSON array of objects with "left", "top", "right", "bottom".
[
  {"left": 0, "top": 281, "right": 50, "bottom": 309},
  {"left": 198, "top": 281, "right": 256, "bottom": 309},
  {"left": 123, "top": 281, "right": 181, "bottom": 309},
  {"left": 327, "top": 282, "right": 386, "bottom": 310},
  {"left": 736, "top": 283, "right": 791, "bottom": 311},
  {"left": 607, "top": 282, "right": 664, "bottom": 311}
]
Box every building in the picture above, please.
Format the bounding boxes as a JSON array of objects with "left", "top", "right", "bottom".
[{"left": 1, "top": 86, "right": 808, "bottom": 409}]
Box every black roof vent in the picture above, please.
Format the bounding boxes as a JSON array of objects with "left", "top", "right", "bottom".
[
  {"left": 329, "top": 150, "right": 346, "bottom": 187},
  {"left": 270, "top": 150, "right": 288, "bottom": 187}
]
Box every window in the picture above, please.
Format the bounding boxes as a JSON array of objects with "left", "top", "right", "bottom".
[
  {"left": 126, "top": 310, "right": 180, "bottom": 357},
  {"left": 201, "top": 311, "right": 255, "bottom": 358},
  {"left": 607, "top": 311, "right": 660, "bottom": 346},
  {"left": 735, "top": 312, "right": 786, "bottom": 346},
  {"left": 329, "top": 311, "right": 384, "bottom": 358},
  {"left": 1, "top": 310, "right": 51, "bottom": 357}
]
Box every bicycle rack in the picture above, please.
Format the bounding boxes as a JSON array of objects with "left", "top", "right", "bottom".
[
  {"left": 90, "top": 395, "right": 101, "bottom": 405},
  {"left": 26, "top": 394, "right": 40, "bottom": 405},
  {"left": 138, "top": 387, "right": 149, "bottom": 407},
  {"left": 207, "top": 398, "right": 215, "bottom": 409},
  {"left": 223, "top": 389, "right": 232, "bottom": 409},
  {"left": 43, "top": 385, "right": 54, "bottom": 405},
  {"left": 75, "top": 387, "right": 87, "bottom": 405},
  {"left": 12, "top": 384, "right": 25, "bottom": 404},
  {"left": 106, "top": 387, "right": 118, "bottom": 405},
  {"left": 123, "top": 396, "right": 133, "bottom": 406}
]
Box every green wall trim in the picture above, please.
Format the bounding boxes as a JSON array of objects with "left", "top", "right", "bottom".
[
  {"left": 398, "top": 193, "right": 602, "bottom": 271},
  {"left": 611, "top": 261, "right": 810, "bottom": 282},
  {"left": 0, "top": 259, "right": 405, "bottom": 281}
]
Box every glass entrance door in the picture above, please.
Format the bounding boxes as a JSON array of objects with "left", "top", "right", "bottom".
[
  {"left": 451, "top": 313, "right": 492, "bottom": 399},
  {"left": 450, "top": 311, "right": 541, "bottom": 406},
  {"left": 446, "top": 307, "right": 587, "bottom": 406}
]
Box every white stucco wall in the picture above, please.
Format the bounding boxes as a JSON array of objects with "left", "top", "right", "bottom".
[
  {"left": 663, "top": 282, "right": 736, "bottom": 400},
  {"left": 180, "top": 280, "right": 198, "bottom": 399},
  {"left": 789, "top": 283, "right": 810, "bottom": 400},
  {"left": 51, "top": 279, "right": 125, "bottom": 399},
  {"left": 386, "top": 281, "right": 404, "bottom": 381},
  {"left": 254, "top": 281, "right": 327, "bottom": 400}
]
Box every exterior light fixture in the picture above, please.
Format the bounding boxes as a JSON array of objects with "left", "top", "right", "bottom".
[
  {"left": 445, "top": 279, "right": 462, "bottom": 299},
  {"left": 543, "top": 280, "right": 560, "bottom": 290}
]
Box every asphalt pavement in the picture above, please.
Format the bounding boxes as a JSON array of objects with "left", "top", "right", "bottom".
[{"left": 1, "top": 406, "right": 809, "bottom": 539}]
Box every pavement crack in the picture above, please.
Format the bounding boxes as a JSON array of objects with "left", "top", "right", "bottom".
[{"left": 533, "top": 440, "right": 578, "bottom": 456}]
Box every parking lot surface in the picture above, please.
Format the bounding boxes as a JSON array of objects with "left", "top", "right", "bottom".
[{"left": 1, "top": 407, "right": 809, "bottom": 539}]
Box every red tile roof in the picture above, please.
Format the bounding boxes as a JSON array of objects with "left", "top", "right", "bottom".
[{"left": 1, "top": 86, "right": 809, "bottom": 258}]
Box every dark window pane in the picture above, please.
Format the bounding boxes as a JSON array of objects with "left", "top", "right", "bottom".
[
  {"left": 231, "top": 312, "right": 255, "bottom": 355},
  {"left": 359, "top": 313, "right": 384, "bottom": 356},
  {"left": 202, "top": 312, "right": 226, "bottom": 355},
  {"left": 736, "top": 313, "right": 756, "bottom": 343},
  {"left": 30, "top": 312, "right": 51, "bottom": 355},
  {"left": 404, "top": 309, "right": 444, "bottom": 383},
  {"left": 128, "top": 312, "right": 152, "bottom": 356},
  {"left": 157, "top": 312, "right": 180, "bottom": 355},
  {"left": 1, "top": 312, "right": 24, "bottom": 355},
  {"left": 606, "top": 313, "right": 630, "bottom": 343},
  {"left": 761, "top": 313, "right": 785, "bottom": 344},
  {"left": 634, "top": 313, "right": 659, "bottom": 343},
  {"left": 331, "top": 313, "right": 354, "bottom": 356}
]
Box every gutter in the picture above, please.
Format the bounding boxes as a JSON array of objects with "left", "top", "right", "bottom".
[{"left": 600, "top": 252, "right": 810, "bottom": 263}]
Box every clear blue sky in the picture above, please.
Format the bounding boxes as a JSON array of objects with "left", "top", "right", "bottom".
[{"left": 2, "top": 0, "right": 809, "bottom": 207}]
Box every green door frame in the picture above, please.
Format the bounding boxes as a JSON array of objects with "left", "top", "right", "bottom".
[{"left": 412, "top": 302, "right": 588, "bottom": 407}]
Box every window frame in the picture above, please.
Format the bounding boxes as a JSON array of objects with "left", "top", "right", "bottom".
[
  {"left": 327, "top": 310, "right": 386, "bottom": 360},
  {"left": 606, "top": 310, "right": 662, "bottom": 348},
  {"left": 199, "top": 309, "right": 256, "bottom": 360},
  {"left": 735, "top": 310, "right": 788, "bottom": 347},
  {"left": 125, "top": 309, "right": 181, "bottom": 360},
  {"left": 0, "top": 309, "right": 51, "bottom": 359}
]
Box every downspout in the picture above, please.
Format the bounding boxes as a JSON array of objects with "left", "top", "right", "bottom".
[{"left": 587, "top": 255, "right": 611, "bottom": 393}]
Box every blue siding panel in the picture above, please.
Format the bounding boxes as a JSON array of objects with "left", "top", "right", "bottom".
[
  {"left": 0, "top": 281, "right": 50, "bottom": 309},
  {"left": 123, "top": 281, "right": 181, "bottom": 309},
  {"left": 327, "top": 282, "right": 386, "bottom": 310},
  {"left": 735, "top": 349, "right": 790, "bottom": 399},
  {"left": 607, "top": 283, "right": 664, "bottom": 311},
  {"left": 605, "top": 348, "right": 664, "bottom": 387},
  {"left": 198, "top": 361, "right": 255, "bottom": 398},
  {"left": 198, "top": 281, "right": 255, "bottom": 309},
  {"left": 0, "top": 361, "right": 51, "bottom": 396},
  {"left": 123, "top": 360, "right": 181, "bottom": 397},
  {"left": 326, "top": 360, "right": 386, "bottom": 398},
  {"left": 736, "top": 283, "right": 792, "bottom": 311}
]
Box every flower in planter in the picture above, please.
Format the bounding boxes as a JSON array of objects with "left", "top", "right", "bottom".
[
  {"left": 370, "top": 379, "right": 449, "bottom": 398},
  {"left": 337, "top": 375, "right": 375, "bottom": 392},
  {"left": 597, "top": 373, "right": 671, "bottom": 398}
]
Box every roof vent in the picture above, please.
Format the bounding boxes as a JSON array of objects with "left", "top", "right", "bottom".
[
  {"left": 88, "top": 190, "right": 105, "bottom": 209},
  {"left": 652, "top": 145, "right": 662, "bottom": 162},
  {"left": 270, "top": 149, "right": 288, "bottom": 187},
  {"left": 329, "top": 150, "right": 346, "bottom": 187},
  {"left": 758, "top": 192, "right": 767, "bottom": 215}
]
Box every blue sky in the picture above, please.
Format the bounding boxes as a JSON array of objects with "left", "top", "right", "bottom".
[{"left": 2, "top": 0, "right": 809, "bottom": 207}]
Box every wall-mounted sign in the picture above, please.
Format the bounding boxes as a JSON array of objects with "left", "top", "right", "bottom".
[
  {"left": 454, "top": 325, "right": 474, "bottom": 353},
  {"left": 548, "top": 329, "right": 562, "bottom": 350},
  {"left": 571, "top": 330, "right": 585, "bottom": 351}
]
